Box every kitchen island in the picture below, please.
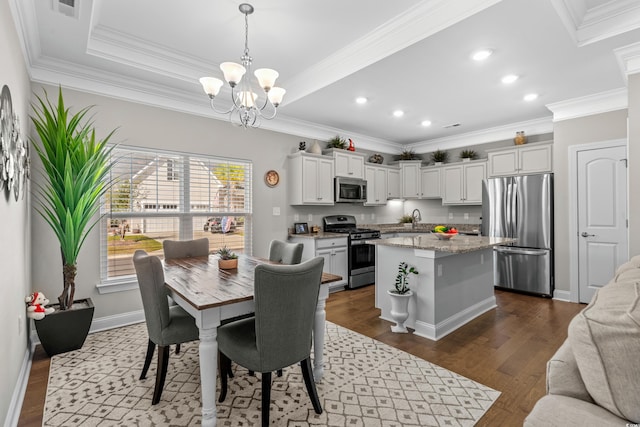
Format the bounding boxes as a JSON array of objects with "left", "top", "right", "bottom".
[{"left": 368, "top": 234, "right": 515, "bottom": 340}]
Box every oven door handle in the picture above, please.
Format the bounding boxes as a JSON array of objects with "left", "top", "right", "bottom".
[{"left": 350, "top": 239, "right": 377, "bottom": 245}]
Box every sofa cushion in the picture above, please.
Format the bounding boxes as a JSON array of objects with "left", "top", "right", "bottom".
[
  {"left": 568, "top": 280, "right": 640, "bottom": 422},
  {"left": 613, "top": 255, "right": 640, "bottom": 283},
  {"left": 546, "top": 340, "right": 592, "bottom": 402},
  {"left": 524, "top": 395, "right": 628, "bottom": 427}
]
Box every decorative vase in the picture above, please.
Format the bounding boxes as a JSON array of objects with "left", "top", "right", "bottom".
[
  {"left": 308, "top": 140, "right": 322, "bottom": 154},
  {"left": 218, "top": 258, "right": 238, "bottom": 270},
  {"left": 514, "top": 131, "right": 527, "bottom": 145},
  {"left": 368, "top": 153, "right": 384, "bottom": 164},
  {"left": 34, "top": 298, "right": 95, "bottom": 356},
  {"left": 387, "top": 290, "right": 413, "bottom": 333}
]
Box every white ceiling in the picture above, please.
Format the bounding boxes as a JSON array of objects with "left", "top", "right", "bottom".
[{"left": 9, "top": 0, "right": 640, "bottom": 153}]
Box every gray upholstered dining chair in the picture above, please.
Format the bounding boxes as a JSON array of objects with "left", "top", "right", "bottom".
[
  {"left": 268, "top": 239, "right": 304, "bottom": 265},
  {"left": 133, "top": 250, "right": 200, "bottom": 405},
  {"left": 217, "top": 256, "right": 325, "bottom": 426},
  {"left": 163, "top": 237, "right": 209, "bottom": 260}
]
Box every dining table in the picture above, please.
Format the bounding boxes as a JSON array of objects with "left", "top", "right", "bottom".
[{"left": 163, "top": 254, "right": 342, "bottom": 427}]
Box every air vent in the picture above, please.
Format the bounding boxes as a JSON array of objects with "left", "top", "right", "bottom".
[
  {"left": 51, "top": 0, "right": 79, "bottom": 18},
  {"left": 443, "top": 123, "right": 461, "bottom": 128}
]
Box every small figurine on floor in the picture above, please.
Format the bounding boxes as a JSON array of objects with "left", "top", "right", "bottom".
[{"left": 25, "top": 292, "right": 55, "bottom": 320}]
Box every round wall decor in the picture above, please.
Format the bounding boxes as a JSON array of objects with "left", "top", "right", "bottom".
[{"left": 264, "top": 169, "right": 279, "bottom": 187}]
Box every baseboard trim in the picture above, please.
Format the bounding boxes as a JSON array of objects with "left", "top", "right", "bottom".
[
  {"left": 553, "top": 289, "right": 572, "bottom": 302},
  {"left": 413, "top": 296, "right": 497, "bottom": 341},
  {"left": 4, "top": 345, "right": 34, "bottom": 427}
]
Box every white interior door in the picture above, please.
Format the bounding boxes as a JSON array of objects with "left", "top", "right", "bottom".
[{"left": 577, "top": 145, "right": 627, "bottom": 303}]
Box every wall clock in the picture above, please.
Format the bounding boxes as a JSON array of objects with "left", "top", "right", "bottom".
[{"left": 265, "top": 170, "right": 279, "bottom": 187}]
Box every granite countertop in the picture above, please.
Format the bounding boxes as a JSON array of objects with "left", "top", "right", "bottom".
[
  {"left": 288, "top": 223, "right": 481, "bottom": 239},
  {"left": 367, "top": 234, "right": 516, "bottom": 253}
]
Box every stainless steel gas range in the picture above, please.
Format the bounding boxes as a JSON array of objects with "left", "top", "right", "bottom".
[{"left": 323, "top": 215, "right": 380, "bottom": 289}]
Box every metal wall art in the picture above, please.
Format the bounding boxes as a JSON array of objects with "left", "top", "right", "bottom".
[{"left": 0, "top": 85, "right": 30, "bottom": 201}]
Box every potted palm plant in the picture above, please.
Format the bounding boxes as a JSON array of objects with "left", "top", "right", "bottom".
[
  {"left": 387, "top": 262, "right": 418, "bottom": 333},
  {"left": 460, "top": 149, "right": 477, "bottom": 162},
  {"left": 431, "top": 149, "right": 448, "bottom": 165},
  {"left": 217, "top": 246, "right": 238, "bottom": 269},
  {"left": 30, "top": 87, "right": 116, "bottom": 356}
]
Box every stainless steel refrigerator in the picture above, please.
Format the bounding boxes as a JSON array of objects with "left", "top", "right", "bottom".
[{"left": 481, "top": 173, "right": 554, "bottom": 297}]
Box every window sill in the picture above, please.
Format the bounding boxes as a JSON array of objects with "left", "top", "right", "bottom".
[{"left": 96, "top": 276, "right": 139, "bottom": 294}]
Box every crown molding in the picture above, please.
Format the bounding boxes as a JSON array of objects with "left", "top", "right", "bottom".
[
  {"left": 403, "top": 117, "right": 553, "bottom": 152},
  {"left": 614, "top": 41, "right": 640, "bottom": 82},
  {"left": 284, "top": 0, "right": 502, "bottom": 105},
  {"left": 551, "top": 0, "right": 640, "bottom": 47},
  {"left": 545, "top": 88, "right": 628, "bottom": 122},
  {"left": 9, "top": 0, "right": 42, "bottom": 70}
]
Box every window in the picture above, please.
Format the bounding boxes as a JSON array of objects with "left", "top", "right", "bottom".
[{"left": 99, "top": 146, "right": 252, "bottom": 288}]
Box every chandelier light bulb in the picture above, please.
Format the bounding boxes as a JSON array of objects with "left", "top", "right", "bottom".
[
  {"left": 237, "top": 91, "right": 258, "bottom": 107},
  {"left": 199, "top": 77, "right": 224, "bottom": 97},
  {"left": 254, "top": 68, "right": 279, "bottom": 91},
  {"left": 220, "top": 62, "right": 246, "bottom": 86},
  {"left": 268, "top": 87, "right": 286, "bottom": 106}
]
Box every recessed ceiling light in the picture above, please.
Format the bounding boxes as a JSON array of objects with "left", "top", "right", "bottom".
[
  {"left": 355, "top": 97, "right": 368, "bottom": 104},
  {"left": 502, "top": 74, "right": 519, "bottom": 84},
  {"left": 472, "top": 49, "right": 493, "bottom": 61},
  {"left": 393, "top": 110, "right": 404, "bottom": 117},
  {"left": 524, "top": 93, "right": 538, "bottom": 101},
  {"left": 421, "top": 120, "right": 432, "bottom": 127}
]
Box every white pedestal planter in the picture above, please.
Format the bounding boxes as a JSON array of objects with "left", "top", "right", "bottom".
[{"left": 387, "top": 290, "right": 413, "bottom": 333}]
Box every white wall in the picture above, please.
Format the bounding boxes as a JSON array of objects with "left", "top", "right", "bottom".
[
  {"left": 0, "top": 0, "right": 32, "bottom": 424},
  {"left": 30, "top": 84, "right": 305, "bottom": 319},
  {"left": 628, "top": 73, "right": 640, "bottom": 257},
  {"left": 552, "top": 109, "right": 628, "bottom": 293}
]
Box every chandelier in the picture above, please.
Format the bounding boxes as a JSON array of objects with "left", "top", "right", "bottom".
[{"left": 199, "top": 3, "right": 285, "bottom": 129}]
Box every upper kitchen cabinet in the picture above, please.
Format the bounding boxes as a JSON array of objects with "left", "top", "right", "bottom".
[
  {"left": 387, "top": 167, "right": 401, "bottom": 199},
  {"left": 487, "top": 142, "right": 552, "bottom": 177},
  {"left": 326, "top": 149, "right": 365, "bottom": 179},
  {"left": 400, "top": 161, "right": 422, "bottom": 198},
  {"left": 365, "top": 164, "right": 398, "bottom": 205},
  {"left": 420, "top": 166, "right": 441, "bottom": 199},
  {"left": 287, "top": 152, "right": 334, "bottom": 205},
  {"left": 442, "top": 161, "right": 486, "bottom": 205}
]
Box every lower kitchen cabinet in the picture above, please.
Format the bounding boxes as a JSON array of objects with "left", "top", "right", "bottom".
[{"left": 288, "top": 236, "right": 348, "bottom": 290}]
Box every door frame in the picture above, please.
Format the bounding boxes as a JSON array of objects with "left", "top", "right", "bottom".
[{"left": 568, "top": 138, "right": 627, "bottom": 303}]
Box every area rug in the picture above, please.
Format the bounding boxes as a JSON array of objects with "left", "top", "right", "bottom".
[{"left": 43, "top": 322, "right": 500, "bottom": 426}]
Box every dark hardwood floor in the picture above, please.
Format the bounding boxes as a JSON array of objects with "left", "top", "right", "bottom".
[{"left": 18, "top": 286, "right": 584, "bottom": 426}]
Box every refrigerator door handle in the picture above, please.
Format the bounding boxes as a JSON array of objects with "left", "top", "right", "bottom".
[{"left": 494, "top": 247, "right": 549, "bottom": 256}]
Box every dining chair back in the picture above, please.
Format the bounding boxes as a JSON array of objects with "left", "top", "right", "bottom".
[
  {"left": 163, "top": 238, "right": 209, "bottom": 260},
  {"left": 268, "top": 239, "right": 303, "bottom": 265},
  {"left": 133, "top": 250, "right": 200, "bottom": 405},
  {"left": 217, "top": 256, "right": 324, "bottom": 426}
]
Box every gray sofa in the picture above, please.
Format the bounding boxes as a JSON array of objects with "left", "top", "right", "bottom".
[{"left": 525, "top": 255, "right": 640, "bottom": 426}]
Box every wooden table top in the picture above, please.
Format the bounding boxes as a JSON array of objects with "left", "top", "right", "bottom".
[{"left": 164, "top": 255, "right": 341, "bottom": 311}]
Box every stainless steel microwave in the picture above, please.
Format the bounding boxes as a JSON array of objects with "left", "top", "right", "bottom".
[{"left": 335, "top": 177, "right": 367, "bottom": 203}]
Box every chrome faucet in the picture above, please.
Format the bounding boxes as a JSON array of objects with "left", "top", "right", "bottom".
[{"left": 411, "top": 209, "right": 422, "bottom": 229}]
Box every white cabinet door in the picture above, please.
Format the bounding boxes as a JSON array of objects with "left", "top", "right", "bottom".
[
  {"left": 334, "top": 151, "right": 364, "bottom": 179},
  {"left": 401, "top": 162, "right": 421, "bottom": 198},
  {"left": 488, "top": 150, "right": 518, "bottom": 176},
  {"left": 420, "top": 167, "right": 441, "bottom": 198},
  {"left": 331, "top": 246, "right": 348, "bottom": 287},
  {"left": 442, "top": 165, "right": 463, "bottom": 204},
  {"left": 519, "top": 144, "right": 552, "bottom": 174},
  {"left": 488, "top": 143, "right": 552, "bottom": 177},
  {"left": 316, "top": 238, "right": 348, "bottom": 288},
  {"left": 387, "top": 168, "right": 400, "bottom": 199},
  {"left": 442, "top": 162, "right": 486, "bottom": 205},
  {"left": 463, "top": 162, "right": 485, "bottom": 204},
  {"left": 289, "top": 153, "right": 334, "bottom": 205},
  {"left": 365, "top": 166, "right": 387, "bottom": 205},
  {"left": 317, "top": 158, "right": 335, "bottom": 203}
]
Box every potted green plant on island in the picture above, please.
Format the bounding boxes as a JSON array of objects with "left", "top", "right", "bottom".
[
  {"left": 431, "top": 149, "right": 448, "bottom": 165},
  {"left": 30, "top": 87, "right": 117, "bottom": 356},
  {"left": 460, "top": 149, "right": 477, "bottom": 162},
  {"left": 217, "top": 246, "right": 238, "bottom": 270},
  {"left": 398, "top": 214, "right": 414, "bottom": 228},
  {"left": 387, "top": 262, "right": 419, "bottom": 333}
]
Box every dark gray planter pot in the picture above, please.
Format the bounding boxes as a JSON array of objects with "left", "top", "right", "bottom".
[{"left": 34, "top": 298, "right": 95, "bottom": 357}]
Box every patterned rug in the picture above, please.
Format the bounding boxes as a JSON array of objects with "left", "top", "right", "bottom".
[{"left": 44, "top": 322, "right": 500, "bottom": 426}]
